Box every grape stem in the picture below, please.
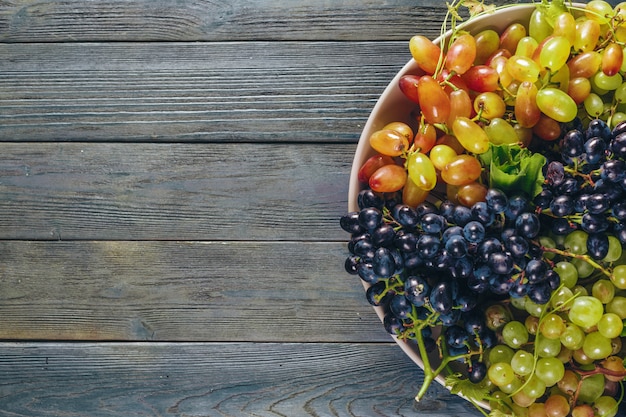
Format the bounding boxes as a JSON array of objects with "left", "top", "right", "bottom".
[{"left": 539, "top": 245, "right": 613, "bottom": 279}]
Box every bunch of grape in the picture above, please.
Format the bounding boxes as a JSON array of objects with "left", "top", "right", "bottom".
[
  {"left": 342, "top": 1, "right": 626, "bottom": 416},
  {"left": 360, "top": 0, "right": 626, "bottom": 207}
]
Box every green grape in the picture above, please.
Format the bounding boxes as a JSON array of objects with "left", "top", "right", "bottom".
[
  {"left": 528, "top": 7, "right": 552, "bottom": 42},
  {"left": 536, "top": 335, "right": 561, "bottom": 358},
  {"left": 535, "top": 87, "right": 578, "bottom": 122},
  {"left": 539, "top": 36, "right": 571, "bottom": 71},
  {"left": 594, "top": 395, "right": 618, "bottom": 417},
  {"left": 535, "top": 357, "right": 565, "bottom": 386},
  {"left": 603, "top": 235, "right": 622, "bottom": 262},
  {"left": 554, "top": 261, "right": 578, "bottom": 288},
  {"left": 539, "top": 313, "right": 566, "bottom": 339},
  {"left": 611, "top": 112, "right": 626, "bottom": 128},
  {"left": 489, "top": 344, "right": 515, "bottom": 364},
  {"left": 606, "top": 296, "right": 626, "bottom": 319},
  {"left": 614, "top": 82, "right": 626, "bottom": 103},
  {"left": 488, "top": 362, "right": 516, "bottom": 387},
  {"left": 510, "top": 350, "right": 534, "bottom": 376},
  {"left": 577, "top": 373, "right": 605, "bottom": 403},
  {"left": 564, "top": 230, "right": 588, "bottom": 254},
  {"left": 515, "top": 36, "right": 538, "bottom": 57},
  {"left": 610, "top": 264, "right": 626, "bottom": 290},
  {"left": 502, "top": 320, "right": 529, "bottom": 349},
  {"left": 571, "top": 257, "right": 594, "bottom": 279},
  {"left": 510, "top": 295, "right": 527, "bottom": 311},
  {"left": 592, "top": 279, "right": 615, "bottom": 304},
  {"left": 499, "top": 376, "right": 522, "bottom": 394},
  {"left": 597, "top": 313, "right": 624, "bottom": 339},
  {"left": 525, "top": 298, "right": 547, "bottom": 318},
  {"left": 560, "top": 322, "right": 585, "bottom": 350},
  {"left": 584, "top": 92, "right": 605, "bottom": 117},
  {"left": 594, "top": 71, "right": 623, "bottom": 91},
  {"left": 538, "top": 236, "right": 556, "bottom": 260},
  {"left": 569, "top": 296, "right": 604, "bottom": 327},
  {"left": 572, "top": 285, "right": 588, "bottom": 297},
  {"left": 522, "top": 374, "right": 546, "bottom": 398},
  {"left": 582, "top": 331, "right": 613, "bottom": 360},
  {"left": 407, "top": 152, "right": 437, "bottom": 191},
  {"left": 551, "top": 286, "right": 574, "bottom": 310},
  {"left": 484, "top": 118, "right": 518, "bottom": 145}
]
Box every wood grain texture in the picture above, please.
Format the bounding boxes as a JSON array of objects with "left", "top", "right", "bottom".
[
  {"left": 0, "top": 342, "right": 481, "bottom": 417},
  {"left": 0, "top": 241, "right": 389, "bottom": 342},
  {"left": 0, "top": 41, "right": 407, "bottom": 142},
  {"left": 0, "top": 0, "right": 472, "bottom": 42},
  {"left": 0, "top": 142, "right": 353, "bottom": 240}
]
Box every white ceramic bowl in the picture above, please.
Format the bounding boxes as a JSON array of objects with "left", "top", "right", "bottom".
[{"left": 348, "top": 3, "right": 585, "bottom": 409}]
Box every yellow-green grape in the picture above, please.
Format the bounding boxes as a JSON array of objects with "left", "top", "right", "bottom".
[
  {"left": 614, "top": 82, "right": 626, "bottom": 103},
  {"left": 551, "top": 286, "right": 574, "bottom": 310},
  {"left": 522, "top": 375, "right": 546, "bottom": 399},
  {"left": 535, "top": 357, "right": 565, "bottom": 386},
  {"left": 561, "top": 323, "right": 585, "bottom": 350},
  {"left": 552, "top": 11, "right": 576, "bottom": 45},
  {"left": 592, "top": 279, "right": 615, "bottom": 304},
  {"left": 606, "top": 296, "right": 626, "bottom": 319},
  {"left": 611, "top": 112, "right": 626, "bottom": 128},
  {"left": 603, "top": 235, "right": 622, "bottom": 262},
  {"left": 451, "top": 116, "right": 490, "bottom": 154},
  {"left": 510, "top": 350, "right": 534, "bottom": 376},
  {"left": 611, "top": 264, "right": 626, "bottom": 290},
  {"left": 594, "top": 71, "right": 623, "bottom": 91},
  {"left": 406, "top": 152, "right": 437, "bottom": 191},
  {"left": 429, "top": 144, "right": 457, "bottom": 171},
  {"left": 554, "top": 261, "right": 578, "bottom": 288},
  {"left": 515, "top": 36, "right": 538, "bottom": 58},
  {"left": 488, "top": 362, "right": 516, "bottom": 387},
  {"left": 582, "top": 331, "right": 613, "bottom": 360},
  {"left": 571, "top": 257, "right": 594, "bottom": 278},
  {"left": 536, "top": 335, "right": 561, "bottom": 358},
  {"left": 574, "top": 19, "right": 601, "bottom": 52},
  {"left": 529, "top": 7, "right": 552, "bottom": 42},
  {"left": 539, "top": 36, "right": 571, "bottom": 71},
  {"left": 585, "top": 0, "right": 614, "bottom": 25},
  {"left": 577, "top": 374, "right": 605, "bottom": 404},
  {"left": 569, "top": 296, "right": 604, "bottom": 328},
  {"left": 597, "top": 313, "right": 624, "bottom": 339},
  {"left": 584, "top": 92, "right": 605, "bottom": 117},
  {"left": 474, "top": 92, "right": 506, "bottom": 120},
  {"left": 506, "top": 55, "right": 540, "bottom": 82},
  {"left": 484, "top": 118, "right": 518, "bottom": 145},
  {"left": 536, "top": 88, "right": 577, "bottom": 122}
]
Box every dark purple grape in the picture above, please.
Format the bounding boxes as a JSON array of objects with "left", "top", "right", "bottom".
[
  {"left": 471, "top": 201, "right": 495, "bottom": 226},
  {"left": 528, "top": 281, "right": 552, "bottom": 304},
  {"left": 417, "top": 234, "right": 440, "bottom": 259},
  {"left": 601, "top": 159, "right": 626, "bottom": 182},
  {"left": 357, "top": 262, "right": 378, "bottom": 283},
  {"left": 509, "top": 279, "right": 528, "bottom": 298},
  {"left": 366, "top": 281, "right": 388, "bottom": 306},
  {"left": 450, "top": 257, "right": 473, "bottom": 280},
  {"left": 394, "top": 230, "right": 418, "bottom": 253},
  {"left": 345, "top": 255, "right": 360, "bottom": 275},
  {"left": 372, "top": 247, "right": 396, "bottom": 278},
  {"left": 404, "top": 275, "right": 430, "bottom": 307},
  {"left": 453, "top": 205, "right": 472, "bottom": 226},
  {"left": 550, "top": 194, "right": 574, "bottom": 217},
  {"left": 485, "top": 188, "right": 508, "bottom": 214},
  {"left": 584, "top": 137, "right": 607, "bottom": 164},
  {"left": 525, "top": 259, "right": 548, "bottom": 283},
  {"left": 488, "top": 273, "right": 513, "bottom": 294},
  {"left": 586, "top": 118, "right": 611, "bottom": 141},
  {"left": 477, "top": 237, "right": 503, "bottom": 263},
  {"left": 383, "top": 313, "right": 404, "bottom": 335},
  {"left": 430, "top": 282, "right": 453, "bottom": 314},
  {"left": 488, "top": 251, "right": 514, "bottom": 274},
  {"left": 439, "top": 309, "right": 461, "bottom": 326},
  {"left": 420, "top": 212, "right": 445, "bottom": 234},
  {"left": 561, "top": 129, "right": 585, "bottom": 157},
  {"left": 515, "top": 212, "right": 540, "bottom": 239},
  {"left": 445, "top": 234, "right": 468, "bottom": 258},
  {"left": 612, "top": 120, "right": 626, "bottom": 137},
  {"left": 505, "top": 195, "right": 529, "bottom": 219},
  {"left": 468, "top": 362, "right": 487, "bottom": 383},
  {"left": 392, "top": 204, "right": 419, "bottom": 230},
  {"left": 358, "top": 189, "right": 385, "bottom": 210},
  {"left": 358, "top": 207, "right": 382, "bottom": 231},
  {"left": 463, "top": 221, "right": 486, "bottom": 243},
  {"left": 581, "top": 212, "right": 610, "bottom": 234},
  {"left": 504, "top": 235, "right": 529, "bottom": 259},
  {"left": 613, "top": 201, "right": 626, "bottom": 221},
  {"left": 371, "top": 223, "right": 395, "bottom": 247},
  {"left": 545, "top": 161, "right": 566, "bottom": 187},
  {"left": 546, "top": 269, "right": 561, "bottom": 290},
  {"left": 390, "top": 294, "right": 412, "bottom": 319},
  {"left": 455, "top": 292, "right": 478, "bottom": 312},
  {"left": 415, "top": 201, "right": 439, "bottom": 217},
  {"left": 534, "top": 189, "right": 553, "bottom": 209},
  {"left": 587, "top": 233, "right": 609, "bottom": 260},
  {"left": 442, "top": 225, "right": 463, "bottom": 242},
  {"left": 550, "top": 217, "right": 577, "bottom": 235},
  {"left": 340, "top": 212, "right": 364, "bottom": 234},
  {"left": 610, "top": 132, "right": 626, "bottom": 157},
  {"left": 557, "top": 177, "right": 581, "bottom": 195},
  {"left": 439, "top": 200, "right": 456, "bottom": 221},
  {"left": 445, "top": 325, "right": 469, "bottom": 349}
]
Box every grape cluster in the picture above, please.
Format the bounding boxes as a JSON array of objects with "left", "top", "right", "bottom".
[
  {"left": 535, "top": 119, "right": 626, "bottom": 259},
  {"left": 340, "top": 186, "right": 562, "bottom": 384}
]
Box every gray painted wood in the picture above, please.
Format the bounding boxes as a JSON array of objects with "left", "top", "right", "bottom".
[{"left": 0, "top": 342, "right": 479, "bottom": 417}]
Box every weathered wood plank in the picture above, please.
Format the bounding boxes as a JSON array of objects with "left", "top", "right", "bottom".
[
  {"left": 0, "top": 41, "right": 407, "bottom": 142},
  {"left": 0, "top": 241, "right": 388, "bottom": 342},
  {"left": 0, "top": 0, "right": 489, "bottom": 42},
  {"left": 0, "top": 142, "right": 355, "bottom": 240},
  {"left": 0, "top": 342, "right": 481, "bottom": 417}
]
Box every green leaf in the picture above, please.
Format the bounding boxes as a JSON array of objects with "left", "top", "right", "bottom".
[
  {"left": 445, "top": 373, "right": 490, "bottom": 403},
  {"left": 479, "top": 144, "right": 546, "bottom": 198}
]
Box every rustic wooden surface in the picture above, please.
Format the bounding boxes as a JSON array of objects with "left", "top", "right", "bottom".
[{"left": 0, "top": 1, "right": 534, "bottom": 416}]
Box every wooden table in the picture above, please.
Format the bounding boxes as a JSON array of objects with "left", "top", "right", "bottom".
[{"left": 0, "top": 1, "right": 555, "bottom": 416}]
